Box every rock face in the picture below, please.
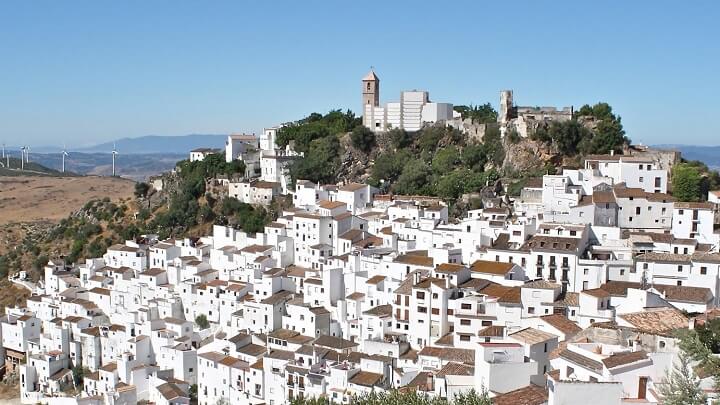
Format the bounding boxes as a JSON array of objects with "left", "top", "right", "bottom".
[{"left": 502, "top": 137, "right": 556, "bottom": 174}]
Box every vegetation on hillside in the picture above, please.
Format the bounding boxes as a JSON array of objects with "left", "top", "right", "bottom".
[
  {"left": 290, "top": 389, "right": 490, "bottom": 405},
  {"left": 453, "top": 103, "right": 498, "bottom": 124},
  {"left": 532, "top": 102, "right": 629, "bottom": 156},
  {"left": 0, "top": 153, "right": 271, "bottom": 281},
  {"left": 671, "top": 160, "right": 720, "bottom": 202}
]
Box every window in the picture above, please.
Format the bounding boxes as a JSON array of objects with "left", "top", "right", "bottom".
[
  {"left": 417, "top": 306, "right": 427, "bottom": 313},
  {"left": 636, "top": 207, "right": 641, "bottom": 215},
  {"left": 460, "top": 303, "right": 472, "bottom": 310},
  {"left": 416, "top": 292, "right": 425, "bottom": 299},
  {"left": 677, "top": 280, "right": 682, "bottom": 286},
  {"left": 678, "top": 265, "right": 683, "bottom": 272},
  {"left": 459, "top": 334, "right": 471, "bottom": 341},
  {"left": 460, "top": 319, "right": 471, "bottom": 326},
  {"left": 528, "top": 307, "right": 535, "bottom": 314},
  {"left": 701, "top": 267, "right": 708, "bottom": 275}
]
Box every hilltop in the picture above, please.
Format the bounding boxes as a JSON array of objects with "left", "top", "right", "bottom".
[
  {"left": 0, "top": 156, "right": 71, "bottom": 177},
  {"left": 76, "top": 134, "right": 226, "bottom": 154}
]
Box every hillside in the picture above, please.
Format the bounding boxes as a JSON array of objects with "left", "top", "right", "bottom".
[
  {"left": 0, "top": 156, "right": 70, "bottom": 177},
  {"left": 0, "top": 176, "right": 135, "bottom": 225},
  {"left": 28, "top": 152, "right": 186, "bottom": 181}
]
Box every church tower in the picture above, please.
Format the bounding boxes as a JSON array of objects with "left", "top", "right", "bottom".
[{"left": 362, "top": 69, "right": 380, "bottom": 127}]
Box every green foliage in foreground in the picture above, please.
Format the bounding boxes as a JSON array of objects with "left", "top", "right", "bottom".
[
  {"left": 290, "top": 389, "right": 491, "bottom": 405},
  {"left": 676, "top": 318, "right": 720, "bottom": 397},
  {"left": 195, "top": 314, "right": 210, "bottom": 329},
  {"left": 658, "top": 350, "right": 707, "bottom": 405},
  {"left": 672, "top": 163, "right": 703, "bottom": 202}
]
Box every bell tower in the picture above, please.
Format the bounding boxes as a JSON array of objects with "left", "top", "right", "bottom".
[
  {"left": 362, "top": 68, "right": 380, "bottom": 108},
  {"left": 362, "top": 69, "right": 380, "bottom": 128}
]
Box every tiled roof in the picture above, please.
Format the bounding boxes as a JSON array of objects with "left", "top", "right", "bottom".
[
  {"left": 509, "top": 327, "right": 557, "bottom": 345},
  {"left": 540, "top": 314, "right": 582, "bottom": 337},
  {"left": 558, "top": 349, "right": 603, "bottom": 373},
  {"left": 492, "top": 384, "right": 548, "bottom": 405},
  {"left": 619, "top": 307, "right": 689, "bottom": 335},
  {"left": 435, "top": 362, "right": 474, "bottom": 377},
  {"left": 313, "top": 335, "right": 358, "bottom": 350},
  {"left": 601, "top": 350, "right": 648, "bottom": 369},
  {"left": 418, "top": 346, "right": 475, "bottom": 365},
  {"left": 349, "top": 371, "right": 383, "bottom": 387},
  {"left": 470, "top": 260, "right": 514, "bottom": 275}
]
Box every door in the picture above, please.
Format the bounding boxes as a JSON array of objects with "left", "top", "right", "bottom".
[{"left": 638, "top": 376, "right": 648, "bottom": 399}]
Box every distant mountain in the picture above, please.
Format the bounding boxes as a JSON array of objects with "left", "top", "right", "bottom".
[
  {"left": 77, "top": 134, "right": 227, "bottom": 154},
  {"left": 653, "top": 144, "right": 720, "bottom": 170},
  {"left": 27, "top": 152, "right": 186, "bottom": 182}
]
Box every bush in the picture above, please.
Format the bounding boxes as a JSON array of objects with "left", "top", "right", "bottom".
[
  {"left": 388, "top": 128, "right": 411, "bottom": 149},
  {"left": 195, "top": 314, "right": 210, "bottom": 329},
  {"left": 672, "top": 163, "right": 703, "bottom": 202},
  {"left": 350, "top": 126, "right": 375, "bottom": 153}
]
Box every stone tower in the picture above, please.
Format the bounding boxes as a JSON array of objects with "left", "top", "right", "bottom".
[
  {"left": 499, "top": 90, "right": 513, "bottom": 124},
  {"left": 362, "top": 69, "right": 380, "bottom": 128}
]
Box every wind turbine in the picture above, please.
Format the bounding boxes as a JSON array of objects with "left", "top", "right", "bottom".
[
  {"left": 62, "top": 145, "right": 69, "bottom": 173},
  {"left": 24, "top": 146, "right": 30, "bottom": 163},
  {"left": 20, "top": 146, "right": 26, "bottom": 171},
  {"left": 111, "top": 143, "right": 118, "bottom": 177}
]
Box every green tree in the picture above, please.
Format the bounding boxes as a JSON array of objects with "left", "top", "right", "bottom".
[
  {"left": 454, "top": 103, "right": 498, "bottom": 124},
  {"left": 369, "top": 150, "right": 411, "bottom": 187},
  {"left": 289, "top": 136, "right": 342, "bottom": 185},
  {"left": 292, "top": 389, "right": 491, "bottom": 405},
  {"left": 672, "top": 163, "right": 703, "bottom": 202},
  {"left": 432, "top": 146, "right": 460, "bottom": 174},
  {"left": 418, "top": 126, "right": 446, "bottom": 152},
  {"left": 389, "top": 128, "right": 411, "bottom": 149},
  {"left": 195, "top": 314, "right": 210, "bottom": 329},
  {"left": 394, "top": 159, "right": 432, "bottom": 195},
  {"left": 482, "top": 127, "right": 505, "bottom": 167},
  {"left": 659, "top": 351, "right": 707, "bottom": 405},
  {"left": 350, "top": 125, "right": 376, "bottom": 153},
  {"left": 134, "top": 182, "right": 150, "bottom": 199},
  {"left": 460, "top": 144, "right": 487, "bottom": 172}
]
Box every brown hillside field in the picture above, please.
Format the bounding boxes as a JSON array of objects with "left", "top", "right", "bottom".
[{"left": 0, "top": 175, "right": 135, "bottom": 224}]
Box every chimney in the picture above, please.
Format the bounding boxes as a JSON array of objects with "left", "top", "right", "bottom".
[
  {"left": 610, "top": 149, "right": 615, "bottom": 156},
  {"left": 689, "top": 318, "right": 697, "bottom": 330}
]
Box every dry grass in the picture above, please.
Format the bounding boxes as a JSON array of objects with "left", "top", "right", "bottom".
[{"left": 0, "top": 176, "right": 135, "bottom": 224}]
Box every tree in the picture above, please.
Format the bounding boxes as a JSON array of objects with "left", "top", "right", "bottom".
[
  {"left": 454, "top": 103, "right": 498, "bottom": 124},
  {"left": 351, "top": 125, "right": 376, "bottom": 153},
  {"left": 189, "top": 384, "right": 198, "bottom": 403},
  {"left": 195, "top": 314, "right": 210, "bottom": 329},
  {"left": 394, "top": 159, "right": 432, "bottom": 195},
  {"left": 289, "top": 136, "right": 342, "bottom": 185},
  {"left": 659, "top": 351, "right": 707, "bottom": 405},
  {"left": 134, "top": 182, "right": 150, "bottom": 199},
  {"left": 291, "top": 389, "right": 490, "bottom": 405},
  {"left": 482, "top": 127, "right": 505, "bottom": 167},
  {"left": 369, "top": 150, "right": 411, "bottom": 187},
  {"left": 432, "top": 146, "right": 460, "bottom": 174},
  {"left": 461, "top": 144, "right": 487, "bottom": 172},
  {"left": 389, "top": 128, "right": 411, "bottom": 149},
  {"left": 672, "top": 163, "right": 703, "bottom": 202}
]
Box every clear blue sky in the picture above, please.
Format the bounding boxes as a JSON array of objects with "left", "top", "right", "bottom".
[{"left": 1, "top": 1, "right": 719, "bottom": 148}]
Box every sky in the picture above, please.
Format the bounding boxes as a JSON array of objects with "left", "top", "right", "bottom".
[{"left": 1, "top": 1, "right": 719, "bottom": 148}]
